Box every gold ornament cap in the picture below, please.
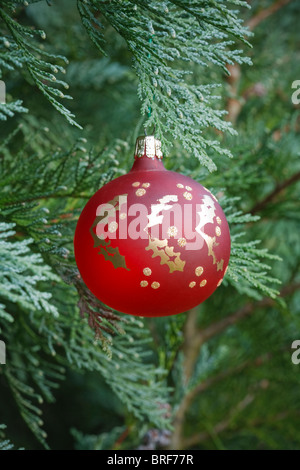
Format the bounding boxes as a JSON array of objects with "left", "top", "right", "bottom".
[{"left": 134, "top": 135, "right": 163, "bottom": 160}]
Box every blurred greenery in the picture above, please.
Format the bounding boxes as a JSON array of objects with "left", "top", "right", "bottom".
[{"left": 0, "top": 0, "right": 300, "bottom": 450}]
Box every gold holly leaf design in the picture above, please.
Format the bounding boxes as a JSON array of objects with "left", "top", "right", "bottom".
[
  {"left": 145, "top": 237, "right": 185, "bottom": 273},
  {"left": 99, "top": 240, "right": 129, "bottom": 270},
  {"left": 89, "top": 194, "right": 129, "bottom": 270},
  {"left": 202, "top": 233, "right": 218, "bottom": 265},
  {"left": 217, "top": 259, "right": 224, "bottom": 272},
  {"left": 90, "top": 194, "right": 127, "bottom": 245},
  {"left": 195, "top": 194, "right": 224, "bottom": 271}
]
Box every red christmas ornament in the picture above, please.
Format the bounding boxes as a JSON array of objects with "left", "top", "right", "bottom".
[{"left": 74, "top": 135, "right": 230, "bottom": 317}]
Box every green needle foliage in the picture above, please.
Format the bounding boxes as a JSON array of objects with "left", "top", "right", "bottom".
[
  {"left": 78, "top": 0, "right": 252, "bottom": 170},
  {"left": 0, "top": 2, "right": 78, "bottom": 126},
  {"left": 0, "top": 0, "right": 299, "bottom": 451},
  {"left": 0, "top": 424, "right": 18, "bottom": 450}
]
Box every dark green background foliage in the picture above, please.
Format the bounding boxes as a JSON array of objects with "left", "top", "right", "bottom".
[{"left": 0, "top": 0, "right": 299, "bottom": 450}]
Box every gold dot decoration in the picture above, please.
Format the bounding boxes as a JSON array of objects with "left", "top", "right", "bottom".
[
  {"left": 132, "top": 182, "right": 140, "bottom": 187},
  {"left": 140, "top": 280, "right": 148, "bottom": 287},
  {"left": 217, "top": 278, "right": 223, "bottom": 287},
  {"left": 136, "top": 188, "right": 146, "bottom": 197},
  {"left": 177, "top": 183, "right": 184, "bottom": 189},
  {"left": 215, "top": 226, "right": 221, "bottom": 237},
  {"left": 108, "top": 221, "right": 118, "bottom": 233},
  {"left": 142, "top": 182, "right": 150, "bottom": 188},
  {"left": 185, "top": 185, "right": 192, "bottom": 191},
  {"left": 189, "top": 281, "right": 196, "bottom": 288},
  {"left": 143, "top": 267, "right": 152, "bottom": 276},
  {"left": 216, "top": 216, "right": 222, "bottom": 225},
  {"left": 195, "top": 266, "right": 204, "bottom": 277},
  {"left": 119, "top": 213, "right": 127, "bottom": 220},
  {"left": 183, "top": 191, "right": 192, "bottom": 201},
  {"left": 200, "top": 279, "right": 207, "bottom": 287},
  {"left": 151, "top": 281, "right": 160, "bottom": 289},
  {"left": 167, "top": 226, "right": 178, "bottom": 238},
  {"left": 178, "top": 238, "right": 186, "bottom": 247}
]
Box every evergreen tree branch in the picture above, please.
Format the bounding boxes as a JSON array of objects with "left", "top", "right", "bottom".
[
  {"left": 172, "top": 387, "right": 257, "bottom": 449},
  {"left": 184, "top": 282, "right": 299, "bottom": 366},
  {"left": 246, "top": 0, "right": 293, "bottom": 31},
  {"left": 226, "top": 0, "right": 293, "bottom": 123},
  {"left": 181, "top": 308, "right": 199, "bottom": 385},
  {"left": 170, "top": 352, "right": 252, "bottom": 449},
  {"left": 0, "top": 4, "right": 80, "bottom": 126},
  {"left": 0, "top": 424, "right": 18, "bottom": 450},
  {"left": 78, "top": 0, "right": 252, "bottom": 171},
  {"left": 250, "top": 170, "right": 300, "bottom": 214},
  {"left": 174, "top": 347, "right": 292, "bottom": 450},
  {"left": 63, "top": 266, "right": 128, "bottom": 342},
  {"left": 170, "top": 283, "right": 299, "bottom": 448},
  {"left": 182, "top": 406, "right": 291, "bottom": 448},
  {"left": 180, "top": 391, "right": 254, "bottom": 448},
  {"left": 0, "top": 101, "right": 27, "bottom": 121}
]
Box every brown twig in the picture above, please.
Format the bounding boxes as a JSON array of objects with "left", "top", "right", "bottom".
[
  {"left": 226, "top": 64, "right": 242, "bottom": 124},
  {"left": 183, "top": 392, "right": 255, "bottom": 449},
  {"left": 169, "top": 283, "right": 300, "bottom": 449},
  {"left": 250, "top": 170, "right": 300, "bottom": 214},
  {"left": 182, "top": 405, "right": 289, "bottom": 449},
  {"left": 182, "top": 308, "right": 200, "bottom": 384},
  {"left": 246, "top": 0, "right": 292, "bottom": 31},
  {"left": 60, "top": 266, "right": 127, "bottom": 340},
  {"left": 226, "top": 0, "right": 293, "bottom": 124},
  {"left": 170, "top": 360, "right": 250, "bottom": 449},
  {"left": 169, "top": 308, "right": 200, "bottom": 449},
  {"left": 190, "top": 282, "right": 300, "bottom": 351}
]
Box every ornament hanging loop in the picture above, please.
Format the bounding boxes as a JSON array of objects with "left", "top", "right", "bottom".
[{"left": 144, "top": 124, "right": 156, "bottom": 138}]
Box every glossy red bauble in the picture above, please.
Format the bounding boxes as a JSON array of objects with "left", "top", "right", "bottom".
[{"left": 74, "top": 136, "right": 230, "bottom": 317}]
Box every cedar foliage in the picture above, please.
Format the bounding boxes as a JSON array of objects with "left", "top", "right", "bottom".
[{"left": 0, "top": 0, "right": 299, "bottom": 450}]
